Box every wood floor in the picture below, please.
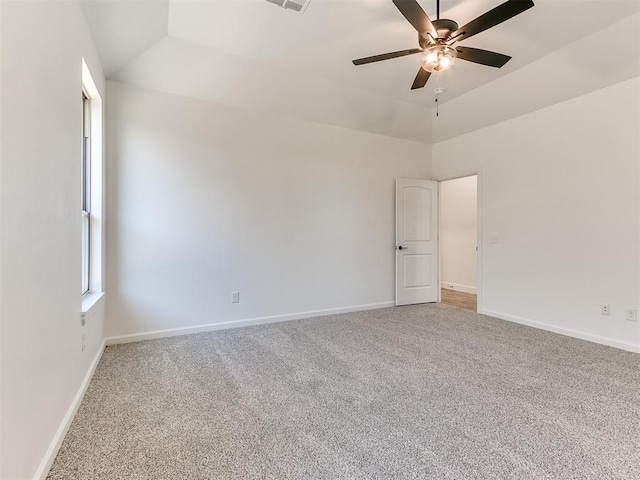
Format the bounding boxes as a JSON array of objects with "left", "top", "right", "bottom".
[{"left": 441, "top": 288, "right": 477, "bottom": 311}]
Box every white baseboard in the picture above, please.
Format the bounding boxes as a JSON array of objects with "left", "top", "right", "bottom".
[
  {"left": 481, "top": 309, "right": 640, "bottom": 354},
  {"left": 34, "top": 340, "right": 106, "bottom": 480},
  {"left": 106, "top": 301, "right": 395, "bottom": 345},
  {"left": 441, "top": 282, "right": 477, "bottom": 295}
]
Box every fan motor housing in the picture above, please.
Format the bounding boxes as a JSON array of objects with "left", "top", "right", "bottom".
[{"left": 419, "top": 18, "right": 459, "bottom": 47}]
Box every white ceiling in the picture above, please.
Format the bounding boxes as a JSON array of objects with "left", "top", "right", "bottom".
[
  {"left": 81, "top": 0, "right": 169, "bottom": 76},
  {"left": 81, "top": 0, "right": 640, "bottom": 143}
]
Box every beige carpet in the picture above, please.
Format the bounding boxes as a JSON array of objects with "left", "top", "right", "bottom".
[{"left": 48, "top": 304, "right": 640, "bottom": 479}]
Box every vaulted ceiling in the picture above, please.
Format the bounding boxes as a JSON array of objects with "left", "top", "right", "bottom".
[{"left": 82, "top": 0, "right": 640, "bottom": 143}]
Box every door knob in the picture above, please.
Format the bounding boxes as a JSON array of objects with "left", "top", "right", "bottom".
[{"left": 397, "top": 246, "right": 407, "bottom": 250}]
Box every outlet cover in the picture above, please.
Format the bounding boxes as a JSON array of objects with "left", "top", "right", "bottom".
[
  {"left": 601, "top": 304, "right": 610, "bottom": 316},
  {"left": 626, "top": 308, "right": 637, "bottom": 322},
  {"left": 232, "top": 292, "right": 240, "bottom": 304}
]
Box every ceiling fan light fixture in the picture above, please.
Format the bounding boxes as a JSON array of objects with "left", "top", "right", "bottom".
[
  {"left": 425, "top": 52, "right": 438, "bottom": 64},
  {"left": 422, "top": 44, "right": 457, "bottom": 72}
]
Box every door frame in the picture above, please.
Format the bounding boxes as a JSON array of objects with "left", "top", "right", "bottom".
[{"left": 433, "top": 168, "right": 483, "bottom": 313}]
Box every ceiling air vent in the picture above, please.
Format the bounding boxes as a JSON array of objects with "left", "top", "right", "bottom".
[{"left": 266, "top": 0, "right": 310, "bottom": 13}]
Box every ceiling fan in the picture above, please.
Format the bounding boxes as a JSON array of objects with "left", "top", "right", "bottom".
[{"left": 352, "top": 0, "right": 535, "bottom": 90}]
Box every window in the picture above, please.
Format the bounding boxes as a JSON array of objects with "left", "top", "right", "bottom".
[
  {"left": 81, "top": 91, "right": 91, "bottom": 295},
  {"left": 80, "top": 58, "right": 104, "bottom": 315}
]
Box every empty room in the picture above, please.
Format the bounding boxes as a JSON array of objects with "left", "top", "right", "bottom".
[{"left": 1, "top": 0, "right": 639, "bottom": 479}]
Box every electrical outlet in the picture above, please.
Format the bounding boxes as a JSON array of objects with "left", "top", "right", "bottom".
[
  {"left": 626, "top": 308, "right": 637, "bottom": 322},
  {"left": 601, "top": 304, "right": 610, "bottom": 316},
  {"left": 82, "top": 332, "right": 86, "bottom": 352},
  {"left": 490, "top": 234, "right": 500, "bottom": 243},
  {"left": 232, "top": 292, "right": 240, "bottom": 304}
]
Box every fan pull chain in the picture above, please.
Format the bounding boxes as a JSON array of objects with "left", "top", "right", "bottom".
[
  {"left": 434, "top": 84, "right": 445, "bottom": 118},
  {"left": 435, "top": 73, "right": 440, "bottom": 117}
]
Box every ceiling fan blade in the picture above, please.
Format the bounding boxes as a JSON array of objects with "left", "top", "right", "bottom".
[
  {"left": 411, "top": 67, "right": 431, "bottom": 90},
  {"left": 455, "top": 46, "right": 511, "bottom": 68},
  {"left": 393, "top": 0, "right": 438, "bottom": 40},
  {"left": 451, "top": 0, "right": 534, "bottom": 43},
  {"left": 352, "top": 48, "right": 423, "bottom": 66}
]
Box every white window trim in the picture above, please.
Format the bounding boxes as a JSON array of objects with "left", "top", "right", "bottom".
[
  {"left": 81, "top": 59, "right": 105, "bottom": 320},
  {"left": 81, "top": 292, "right": 105, "bottom": 319},
  {"left": 82, "top": 91, "right": 91, "bottom": 296}
]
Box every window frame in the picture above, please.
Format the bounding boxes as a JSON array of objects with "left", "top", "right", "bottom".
[
  {"left": 81, "top": 90, "right": 91, "bottom": 296},
  {"left": 80, "top": 59, "right": 104, "bottom": 318}
]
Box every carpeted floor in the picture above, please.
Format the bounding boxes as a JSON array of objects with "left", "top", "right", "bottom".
[{"left": 48, "top": 304, "right": 640, "bottom": 479}]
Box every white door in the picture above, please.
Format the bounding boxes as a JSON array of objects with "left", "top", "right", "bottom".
[{"left": 395, "top": 178, "right": 438, "bottom": 306}]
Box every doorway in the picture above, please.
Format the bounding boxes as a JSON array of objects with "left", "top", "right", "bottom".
[{"left": 439, "top": 175, "right": 479, "bottom": 312}]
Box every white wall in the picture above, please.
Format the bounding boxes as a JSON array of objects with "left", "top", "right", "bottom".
[
  {"left": 106, "top": 81, "right": 431, "bottom": 339},
  {"left": 433, "top": 77, "right": 640, "bottom": 352},
  {"left": 440, "top": 176, "right": 477, "bottom": 294},
  {"left": 0, "top": 2, "right": 106, "bottom": 479}
]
